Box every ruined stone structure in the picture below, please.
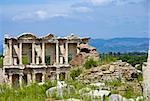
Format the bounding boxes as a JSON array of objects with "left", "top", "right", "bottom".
[
  {"left": 3, "top": 33, "right": 89, "bottom": 87},
  {"left": 70, "top": 44, "right": 99, "bottom": 66},
  {"left": 143, "top": 42, "right": 150, "bottom": 99}
]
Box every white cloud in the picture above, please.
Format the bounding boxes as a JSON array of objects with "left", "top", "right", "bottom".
[
  {"left": 86, "top": 0, "right": 145, "bottom": 6},
  {"left": 12, "top": 9, "right": 69, "bottom": 21},
  {"left": 87, "top": 0, "right": 114, "bottom": 6},
  {"left": 35, "top": 10, "right": 47, "bottom": 19},
  {"left": 73, "top": 6, "right": 93, "bottom": 13},
  {"left": 9, "top": 0, "right": 144, "bottom": 22},
  {"left": 11, "top": 4, "right": 93, "bottom": 21}
]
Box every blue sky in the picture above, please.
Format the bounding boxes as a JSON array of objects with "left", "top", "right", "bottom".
[{"left": 0, "top": 0, "right": 149, "bottom": 39}]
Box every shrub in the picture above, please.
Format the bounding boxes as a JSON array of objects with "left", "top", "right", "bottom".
[
  {"left": 84, "top": 58, "right": 98, "bottom": 69},
  {"left": 105, "top": 80, "right": 122, "bottom": 87},
  {"left": 137, "top": 74, "right": 143, "bottom": 81},
  {"left": 99, "top": 54, "right": 118, "bottom": 65},
  {"left": 123, "top": 85, "right": 134, "bottom": 98},
  {"left": 70, "top": 68, "right": 82, "bottom": 80}
]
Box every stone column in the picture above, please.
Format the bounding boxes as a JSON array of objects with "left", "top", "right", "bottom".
[
  {"left": 36, "top": 56, "right": 39, "bottom": 64},
  {"left": 32, "top": 73, "right": 36, "bottom": 83},
  {"left": 57, "top": 73, "right": 60, "bottom": 81},
  {"left": 56, "top": 68, "right": 60, "bottom": 81},
  {"left": 65, "top": 72, "right": 68, "bottom": 80},
  {"left": 32, "top": 42, "right": 35, "bottom": 64},
  {"left": 19, "top": 42, "right": 22, "bottom": 65},
  {"left": 60, "top": 57, "right": 63, "bottom": 64},
  {"left": 19, "top": 73, "right": 23, "bottom": 87},
  {"left": 77, "top": 42, "right": 80, "bottom": 54},
  {"left": 143, "top": 43, "right": 150, "bottom": 99},
  {"left": 42, "top": 42, "right": 45, "bottom": 64},
  {"left": 42, "top": 73, "right": 46, "bottom": 83},
  {"left": 9, "top": 40, "right": 13, "bottom": 65},
  {"left": 65, "top": 42, "right": 68, "bottom": 64},
  {"left": 9, "top": 74, "right": 13, "bottom": 87},
  {"left": 27, "top": 73, "right": 32, "bottom": 85},
  {"left": 56, "top": 41, "right": 59, "bottom": 64}
]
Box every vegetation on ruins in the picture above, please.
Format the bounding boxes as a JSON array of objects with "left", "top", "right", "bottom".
[
  {"left": 0, "top": 81, "right": 55, "bottom": 101},
  {"left": 108, "top": 52, "right": 147, "bottom": 71},
  {"left": 0, "top": 52, "right": 147, "bottom": 100},
  {"left": 70, "top": 67, "right": 82, "bottom": 80},
  {"left": 84, "top": 58, "right": 98, "bottom": 69},
  {"left": 0, "top": 79, "right": 144, "bottom": 101}
]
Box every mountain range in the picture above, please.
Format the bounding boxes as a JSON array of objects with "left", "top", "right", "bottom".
[
  {"left": 0, "top": 38, "right": 149, "bottom": 54},
  {"left": 89, "top": 38, "right": 149, "bottom": 53}
]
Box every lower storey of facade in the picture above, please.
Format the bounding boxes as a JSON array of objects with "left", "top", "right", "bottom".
[{"left": 4, "top": 65, "right": 71, "bottom": 87}]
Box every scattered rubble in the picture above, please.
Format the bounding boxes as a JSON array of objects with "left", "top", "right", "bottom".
[
  {"left": 77, "top": 60, "right": 140, "bottom": 83},
  {"left": 66, "top": 98, "right": 81, "bottom": 101},
  {"left": 76, "top": 60, "right": 143, "bottom": 97}
]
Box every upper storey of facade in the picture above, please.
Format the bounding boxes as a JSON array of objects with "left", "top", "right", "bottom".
[{"left": 3, "top": 33, "right": 89, "bottom": 68}]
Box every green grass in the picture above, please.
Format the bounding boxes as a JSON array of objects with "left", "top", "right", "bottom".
[
  {"left": 70, "top": 67, "right": 82, "bottom": 80},
  {"left": 0, "top": 81, "right": 55, "bottom": 101},
  {"left": 105, "top": 80, "right": 122, "bottom": 87},
  {"left": 0, "top": 80, "right": 146, "bottom": 101}
]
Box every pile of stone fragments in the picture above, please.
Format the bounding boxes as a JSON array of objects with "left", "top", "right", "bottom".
[{"left": 77, "top": 60, "right": 141, "bottom": 83}]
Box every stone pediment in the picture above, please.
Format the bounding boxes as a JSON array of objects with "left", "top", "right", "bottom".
[
  {"left": 42, "top": 34, "right": 54, "bottom": 39},
  {"left": 18, "top": 33, "right": 37, "bottom": 39},
  {"left": 67, "top": 34, "right": 80, "bottom": 39}
]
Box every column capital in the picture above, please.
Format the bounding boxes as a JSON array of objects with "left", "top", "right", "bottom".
[
  {"left": 18, "top": 41, "right": 22, "bottom": 44},
  {"left": 9, "top": 39, "right": 12, "bottom": 44},
  {"left": 19, "top": 73, "right": 24, "bottom": 76},
  {"left": 32, "top": 72, "right": 36, "bottom": 74},
  {"left": 42, "top": 72, "right": 46, "bottom": 75},
  {"left": 9, "top": 73, "right": 13, "bottom": 76},
  {"left": 56, "top": 40, "right": 59, "bottom": 43}
]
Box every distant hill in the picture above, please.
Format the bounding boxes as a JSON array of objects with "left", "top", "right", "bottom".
[
  {"left": 89, "top": 38, "right": 149, "bottom": 53},
  {"left": 0, "top": 38, "right": 148, "bottom": 54}
]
